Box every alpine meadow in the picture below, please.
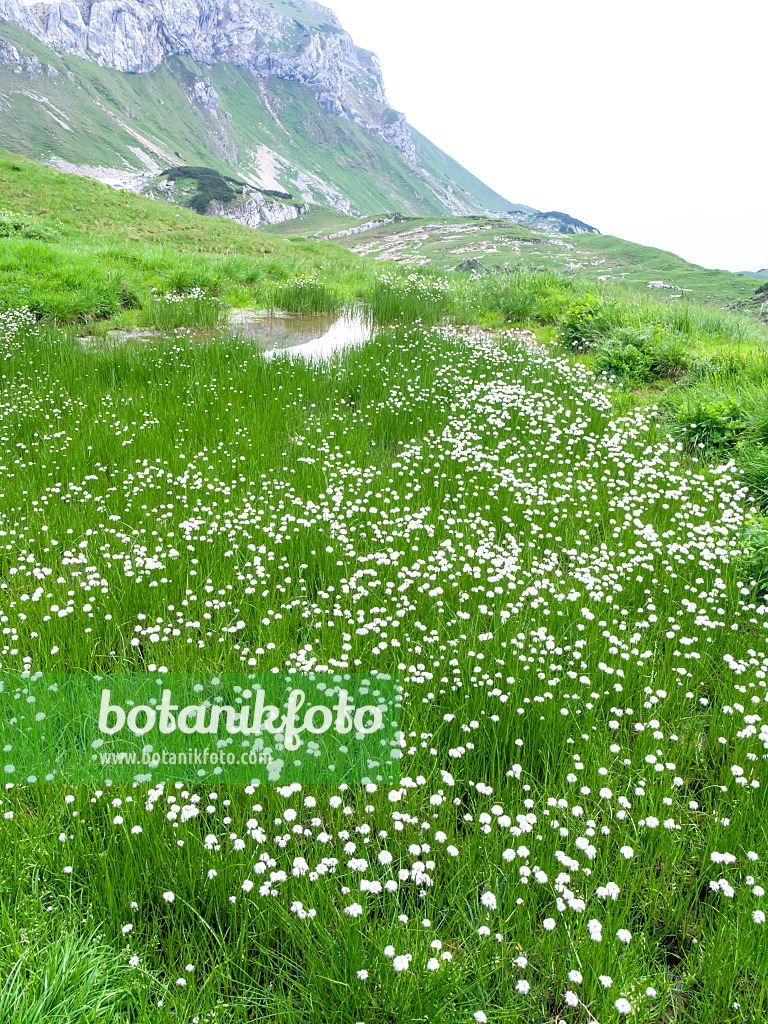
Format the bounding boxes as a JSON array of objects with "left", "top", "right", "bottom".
[{"left": 1, "top": 1, "right": 768, "bottom": 1022}]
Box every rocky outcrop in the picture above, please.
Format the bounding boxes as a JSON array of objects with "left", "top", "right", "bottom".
[
  {"left": 325, "top": 216, "right": 396, "bottom": 239},
  {"left": 2, "top": 0, "right": 417, "bottom": 161},
  {"left": 535, "top": 212, "right": 600, "bottom": 235},
  {"left": 494, "top": 209, "right": 601, "bottom": 236},
  {"left": 206, "top": 190, "right": 309, "bottom": 228},
  {"left": 0, "top": 37, "right": 20, "bottom": 63},
  {"left": 367, "top": 111, "right": 416, "bottom": 164},
  {"left": 192, "top": 79, "right": 219, "bottom": 112},
  {"left": 455, "top": 258, "right": 489, "bottom": 274},
  {"left": 0, "top": 0, "right": 40, "bottom": 35},
  {"left": 0, "top": 36, "right": 49, "bottom": 74}
]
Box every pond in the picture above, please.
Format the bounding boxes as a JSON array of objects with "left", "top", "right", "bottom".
[
  {"left": 225, "top": 307, "right": 372, "bottom": 358},
  {"left": 84, "top": 307, "right": 373, "bottom": 359}
]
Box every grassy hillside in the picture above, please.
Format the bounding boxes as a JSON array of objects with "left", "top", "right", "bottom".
[
  {"left": 0, "top": 147, "right": 370, "bottom": 320},
  {"left": 410, "top": 126, "right": 532, "bottom": 215},
  {"left": 265, "top": 212, "right": 762, "bottom": 307},
  {"left": 1, "top": 147, "right": 765, "bottom": 329}
]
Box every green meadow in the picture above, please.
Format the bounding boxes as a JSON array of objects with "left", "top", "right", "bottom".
[{"left": 1, "top": 151, "right": 768, "bottom": 1023}]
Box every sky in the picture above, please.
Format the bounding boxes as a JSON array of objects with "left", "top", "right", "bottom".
[{"left": 329, "top": 0, "right": 766, "bottom": 273}]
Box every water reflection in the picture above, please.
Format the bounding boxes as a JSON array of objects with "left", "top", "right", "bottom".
[
  {"left": 226, "top": 307, "right": 372, "bottom": 359},
  {"left": 81, "top": 307, "right": 373, "bottom": 359}
]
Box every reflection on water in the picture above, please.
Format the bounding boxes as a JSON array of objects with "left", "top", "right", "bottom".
[
  {"left": 82, "top": 307, "right": 373, "bottom": 359},
  {"left": 226, "top": 307, "right": 372, "bottom": 359}
]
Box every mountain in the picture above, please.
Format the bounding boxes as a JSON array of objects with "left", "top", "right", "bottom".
[{"left": 0, "top": 0, "right": 592, "bottom": 233}]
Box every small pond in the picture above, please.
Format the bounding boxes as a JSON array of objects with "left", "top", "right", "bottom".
[
  {"left": 225, "top": 307, "right": 372, "bottom": 358},
  {"left": 85, "top": 307, "right": 374, "bottom": 360}
]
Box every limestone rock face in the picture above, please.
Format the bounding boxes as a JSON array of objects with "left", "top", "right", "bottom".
[
  {"left": 192, "top": 80, "right": 219, "bottom": 112},
  {"left": 3, "top": 0, "right": 417, "bottom": 160},
  {"left": 0, "top": 0, "right": 39, "bottom": 35},
  {"left": 0, "top": 37, "right": 20, "bottom": 63},
  {"left": 367, "top": 111, "right": 417, "bottom": 164},
  {"left": 206, "top": 190, "right": 309, "bottom": 228},
  {"left": 0, "top": 35, "right": 45, "bottom": 74}
]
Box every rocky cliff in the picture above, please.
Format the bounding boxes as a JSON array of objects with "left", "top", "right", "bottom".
[
  {"left": 1, "top": 1, "right": 595, "bottom": 226},
  {"left": 0, "top": 0, "right": 415, "bottom": 159}
]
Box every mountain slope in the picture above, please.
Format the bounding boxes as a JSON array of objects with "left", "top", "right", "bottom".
[
  {"left": 0, "top": 1, "right": 519, "bottom": 218},
  {"left": 0, "top": 0, "right": 591, "bottom": 232}
]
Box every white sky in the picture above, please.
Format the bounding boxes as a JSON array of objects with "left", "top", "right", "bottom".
[{"left": 329, "top": 0, "right": 767, "bottom": 273}]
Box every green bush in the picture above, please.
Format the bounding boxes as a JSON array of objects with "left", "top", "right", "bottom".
[
  {"left": 592, "top": 324, "right": 692, "bottom": 383},
  {"left": 158, "top": 167, "right": 247, "bottom": 215},
  {"left": 559, "top": 295, "right": 620, "bottom": 351},
  {"left": 672, "top": 397, "right": 749, "bottom": 451},
  {"left": 592, "top": 334, "right": 651, "bottom": 381}
]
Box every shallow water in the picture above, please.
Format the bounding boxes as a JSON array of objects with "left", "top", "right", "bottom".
[
  {"left": 224, "top": 307, "right": 372, "bottom": 358},
  {"left": 84, "top": 307, "right": 373, "bottom": 359}
]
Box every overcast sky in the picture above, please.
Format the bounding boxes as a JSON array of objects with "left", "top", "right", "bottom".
[{"left": 329, "top": 0, "right": 766, "bottom": 273}]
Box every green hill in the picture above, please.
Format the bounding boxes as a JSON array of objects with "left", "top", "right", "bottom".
[{"left": 266, "top": 211, "right": 761, "bottom": 307}]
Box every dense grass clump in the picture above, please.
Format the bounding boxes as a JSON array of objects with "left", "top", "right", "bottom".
[
  {"left": 145, "top": 286, "right": 224, "bottom": 329},
  {"left": 0, "top": 932, "right": 141, "bottom": 1024},
  {"left": 477, "top": 270, "right": 575, "bottom": 325},
  {"left": 368, "top": 271, "right": 458, "bottom": 325},
  {"left": 272, "top": 277, "right": 341, "bottom": 314}
]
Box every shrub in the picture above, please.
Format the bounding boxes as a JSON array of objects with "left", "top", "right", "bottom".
[
  {"left": 592, "top": 334, "right": 650, "bottom": 381},
  {"left": 592, "top": 324, "right": 693, "bottom": 383},
  {"left": 559, "top": 296, "right": 619, "bottom": 351},
  {"left": 672, "top": 397, "right": 749, "bottom": 452},
  {"left": 157, "top": 167, "right": 293, "bottom": 213},
  {"left": 158, "top": 167, "right": 247, "bottom": 215}
]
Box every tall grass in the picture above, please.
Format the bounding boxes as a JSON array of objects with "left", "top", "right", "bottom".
[
  {"left": 478, "top": 269, "right": 579, "bottom": 325},
  {"left": 367, "top": 272, "right": 457, "bottom": 325},
  {"left": 0, "top": 932, "right": 142, "bottom": 1023},
  {"left": 145, "top": 287, "right": 223, "bottom": 330},
  {"left": 1, "top": 311, "right": 768, "bottom": 1021},
  {"left": 271, "top": 278, "right": 341, "bottom": 314}
]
